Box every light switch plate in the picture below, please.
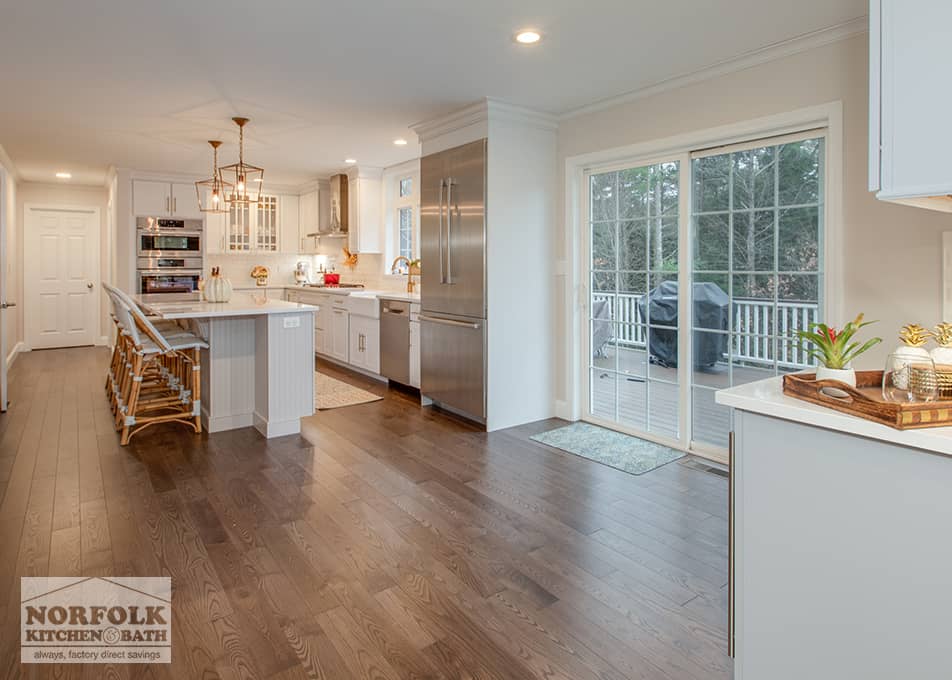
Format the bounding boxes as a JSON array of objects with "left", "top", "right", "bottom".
[{"left": 283, "top": 316, "right": 301, "bottom": 329}]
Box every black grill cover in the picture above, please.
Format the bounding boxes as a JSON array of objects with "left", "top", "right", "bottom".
[{"left": 637, "top": 281, "right": 729, "bottom": 368}]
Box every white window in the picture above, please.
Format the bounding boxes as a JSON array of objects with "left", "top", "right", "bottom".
[{"left": 384, "top": 160, "right": 421, "bottom": 275}]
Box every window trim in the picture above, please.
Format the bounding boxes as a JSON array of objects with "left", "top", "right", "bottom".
[
  {"left": 561, "top": 102, "right": 844, "bottom": 458},
  {"left": 382, "top": 160, "right": 421, "bottom": 278}
]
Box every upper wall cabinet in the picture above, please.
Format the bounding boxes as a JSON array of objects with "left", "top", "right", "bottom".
[
  {"left": 205, "top": 193, "right": 298, "bottom": 254},
  {"left": 347, "top": 167, "right": 383, "bottom": 253},
  {"left": 299, "top": 189, "right": 320, "bottom": 254},
  {"left": 132, "top": 180, "right": 204, "bottom": 219},
  {"left": 870, "top": 0, "right": 952, "bottom": 212}
]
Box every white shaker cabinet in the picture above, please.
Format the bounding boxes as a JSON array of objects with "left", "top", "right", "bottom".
[
  {"left": 346, "top": 167, "right": 383, "bottom": 253},
  {"left": 348, "top": 314, "right": 380, "bottom": 374},
  {"left": 299, "top": 190, "right": 320, "bottom": 254},
  {"left": 133, "top": 180, "right": 203, "bottom": 218},
  {"left": 409, "top": 303, "right": 421, "bottom": 388},
  {"left": 870, "top": 0, "right": 952, "bottom": 211},
  {"left": 330, "top": 303, "right": 349, "bottom": 362}
]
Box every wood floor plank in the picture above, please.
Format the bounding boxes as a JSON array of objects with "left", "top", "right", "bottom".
[{"left": 1, "top": 349, "right": 732, "bottom": 679}]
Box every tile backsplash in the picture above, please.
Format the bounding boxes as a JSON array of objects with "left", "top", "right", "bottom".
[{"left": 206, "top": 250, "right": 405, "bottom": 291}]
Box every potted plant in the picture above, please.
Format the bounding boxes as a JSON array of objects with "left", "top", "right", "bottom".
[{"left": 796, "top": 313, "right": 882, "bottom": 387}]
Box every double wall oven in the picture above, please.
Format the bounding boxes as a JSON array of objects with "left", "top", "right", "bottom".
[{"left": 136, "top": 217, "right": 203, "bottom": 297}]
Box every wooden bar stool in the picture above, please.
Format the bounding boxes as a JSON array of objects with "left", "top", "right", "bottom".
[{"left": 105, "top": 287, "right": 208, "bottom": 445}]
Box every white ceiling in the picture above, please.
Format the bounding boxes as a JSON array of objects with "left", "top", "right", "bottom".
[{"left": 0, "top": 0, "right": 866, "bottom": 186}]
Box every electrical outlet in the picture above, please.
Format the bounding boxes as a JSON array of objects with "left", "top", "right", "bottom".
[{"left": 283, "top": 316, "right": 301, "bottom": 329}]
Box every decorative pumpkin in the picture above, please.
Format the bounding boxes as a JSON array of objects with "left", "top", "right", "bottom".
[
  {"left": 342, "top": 247, "right": 358, "bottom": 269},
  {"left": 204, "top": 267, "right": 232, "bottom": 303}
]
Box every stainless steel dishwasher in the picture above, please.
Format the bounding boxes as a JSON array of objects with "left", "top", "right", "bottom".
[{"left": 380, "top": 299, "right": 410, "bottom": 385}]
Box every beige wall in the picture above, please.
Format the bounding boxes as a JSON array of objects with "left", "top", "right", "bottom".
[
  {"left": 16, "top": 182, "right": 110, "bottom": 344},
  {"left": 557, "top": 33, "right": 952, "bottom": 405}
]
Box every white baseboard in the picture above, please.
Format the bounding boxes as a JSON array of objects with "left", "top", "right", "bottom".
[
  {"left": 96, "top": 335, "right": 109, "bottom": 346},
  {"left": 6, "top": 341, "right": 23, "bottom": 370}
]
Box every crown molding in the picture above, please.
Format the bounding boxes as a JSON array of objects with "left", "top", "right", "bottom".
[
  {"left": 411, "top": 97, "right": 558, "bottom": 142},
  {"left": 560, "top": 16, "right": 868, "bottom": 120}
]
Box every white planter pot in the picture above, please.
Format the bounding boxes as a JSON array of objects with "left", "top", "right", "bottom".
[
  {"left": 815, "top": 366, "right": 856, "bottom": 398},
  {"left": 815, "top": 365, "right": 857, "bottom": 387}
]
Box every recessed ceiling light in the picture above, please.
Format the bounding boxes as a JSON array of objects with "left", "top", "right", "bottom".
[
  {"left": 55, "top": 172, "right": 71, "bottom": 179},
  {"left": 515, "top": 29, "right": 541, "bottom": 44},
  {"left": 393, "top": 139, "right": 408, "bottom": 146},
  {"left": 344, "top": 158, "right": 357, "bottom": 164}
]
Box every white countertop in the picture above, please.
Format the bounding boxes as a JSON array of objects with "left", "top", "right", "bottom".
[
  {"left": 716, "top": 377, "right": 952, "bottom": 455},
  {"left": 138, "top": 293, "right": 317, "bottom": 319}
]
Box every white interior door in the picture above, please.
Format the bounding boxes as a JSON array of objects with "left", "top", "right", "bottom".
[
  {"left": 25, "top": 205, "right": 100, "bottom": 349},
  {"left": 0, "top": 167, "right": 7, "bottom": 410}
]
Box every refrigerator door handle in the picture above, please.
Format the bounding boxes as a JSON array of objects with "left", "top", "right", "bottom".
[
  {"left": 418, "top": 314, "right": 481, "bottom": 330},
  {"left": 446, "top": 178, "right": 455, "bottom": 285},
  {"left": 438, "top": 179, "right": 446, "bottom": 284}
]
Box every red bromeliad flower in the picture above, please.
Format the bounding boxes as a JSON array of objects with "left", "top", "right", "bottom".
[{"left": 827, "top": 327, "right": 837, "bottom": 343}]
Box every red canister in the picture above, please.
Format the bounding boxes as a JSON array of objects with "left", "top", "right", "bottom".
[{"left": 323, "top": 272, "right": 340, "bottom": 285}]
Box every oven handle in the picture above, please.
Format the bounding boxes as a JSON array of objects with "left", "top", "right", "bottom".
[
  {"left": 137, "top": 270, "right": 203, "bottom": 276},
  {"left": 137, "top": 230, "right": 204, "bottom": 237}
]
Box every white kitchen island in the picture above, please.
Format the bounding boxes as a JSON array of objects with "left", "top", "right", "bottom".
[
  {"left": 717, "top": 377, "right": 952, "bottom": 680},
  {"left": 138, "top": 294, "right": 317, "bottom": 438}
]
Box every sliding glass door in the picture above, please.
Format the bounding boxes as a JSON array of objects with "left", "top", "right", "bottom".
[
  {"left": 585, "top": 133, "right": 826, "bottom": 456},
  {"left": 588, "top": 160, "right": 681, "bottom": 441}
]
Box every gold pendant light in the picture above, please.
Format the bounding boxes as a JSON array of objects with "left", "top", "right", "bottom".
[
  {"left": 194, "top": 140, "right": 233, "bottom": 213},
  {"left": 219, "top": 117, "right": 264, "bottom": 205}
]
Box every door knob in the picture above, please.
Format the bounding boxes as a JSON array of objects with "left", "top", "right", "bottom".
[
  {"left": 87, "top": 283, "right": 94, "bottom": 289},
  {"left": 0, "top": 302, "right": 15, "bottom": 309}
]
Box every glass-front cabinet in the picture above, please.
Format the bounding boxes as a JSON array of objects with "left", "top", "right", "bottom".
[{"left": 206, "top": 193, "right": 294, "bottom": 254}]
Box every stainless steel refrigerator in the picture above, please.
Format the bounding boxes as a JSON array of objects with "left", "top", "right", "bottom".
[{"left": 419, "top": 139, "right": 487, "bottom": 422}]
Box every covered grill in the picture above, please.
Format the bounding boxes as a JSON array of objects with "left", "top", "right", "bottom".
[{"left": 637, "top": 281, "right": 730, "bottom": 368}]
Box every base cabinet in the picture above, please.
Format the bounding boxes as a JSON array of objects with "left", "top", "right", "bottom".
[
  {"left": 730, "top": 410, "right": 952, "bottom": 679},
  {"left": 330, "top": 307, "right": 349, "bottom": 362},
  {"left": 348, "top": 315, "right": 380, "bottom": 374}
]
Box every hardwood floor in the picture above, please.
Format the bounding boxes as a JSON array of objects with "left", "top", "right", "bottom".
[{"left": 0, "top": 347, "right": 731, "bottom": 680}]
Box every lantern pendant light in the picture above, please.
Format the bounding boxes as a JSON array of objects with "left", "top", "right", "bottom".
[
  {"left": 194, "top": 140, "right": 233, "bottom": 213},
  {"left": 219, "top": 117, "right": 264, "bottom": 205}
]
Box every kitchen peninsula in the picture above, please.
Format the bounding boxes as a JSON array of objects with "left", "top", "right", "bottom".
[
  {"left": 137, "top": 293, "right": 317, "bottom": 438},
  {"left": 717, "top": 377, "right": 952, "bottom": 680}
]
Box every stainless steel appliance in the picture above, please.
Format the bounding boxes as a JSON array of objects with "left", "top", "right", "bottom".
[
  {"left": 420, "top": 138, "right": 487, "bottom": 422},
  {"left": 136, "top": 217, "right": 203, "bottom": 257},
  {"left": 380, "top": 299, "right": 411, "bottom": 385},
  {"left": 135, "top": 217, "right": 204, "bottom": 297}
]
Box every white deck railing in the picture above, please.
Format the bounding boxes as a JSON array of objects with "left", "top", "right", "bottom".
[{"left": 592, "top": 292, "right": 819, "bottom": 368}]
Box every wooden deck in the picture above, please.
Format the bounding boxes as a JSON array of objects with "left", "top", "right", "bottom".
[{"left": 592, "top": 346, "right": 778, "bottom": 448}]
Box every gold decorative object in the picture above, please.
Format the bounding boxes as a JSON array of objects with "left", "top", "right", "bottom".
[
  {"left": 931, "top": 322, "right": 952, "bottom": 398},
  {"left": 220, "top": 117, "right": 264, "bottom": 205},
  {"left": 342, "top": 247, "right": 358, "bottom": 269},
  {"left": 933, "top": 322, "right": 952, "bottom": 347},
  {"left": 250, "top": 265, "right": 269, "bottom": 287},
  {"left": 194, "top": 140, "right": 233, "bottom": 213},
  {"left": 899, "top": 324, "right": 932, "bottom": 347}
]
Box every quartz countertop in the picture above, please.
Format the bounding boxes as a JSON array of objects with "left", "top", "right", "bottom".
[
  {"left": 716, "top": 376, "right": 952, "bottom": 455},
  {"left": 137, "top": 293, "right": 317, "bottom": 320}
]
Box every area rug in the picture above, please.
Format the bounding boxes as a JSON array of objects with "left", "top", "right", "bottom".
[
  {"left": 530, "top": 422, "right": 684, "bottom": 475},
  {"left": 314, "top": 372, "right": 383, "bottom": 410}
]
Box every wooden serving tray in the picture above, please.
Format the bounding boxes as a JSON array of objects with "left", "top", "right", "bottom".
[{"left": 782, "top": 370, "right": 952, "bottom": 430}]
